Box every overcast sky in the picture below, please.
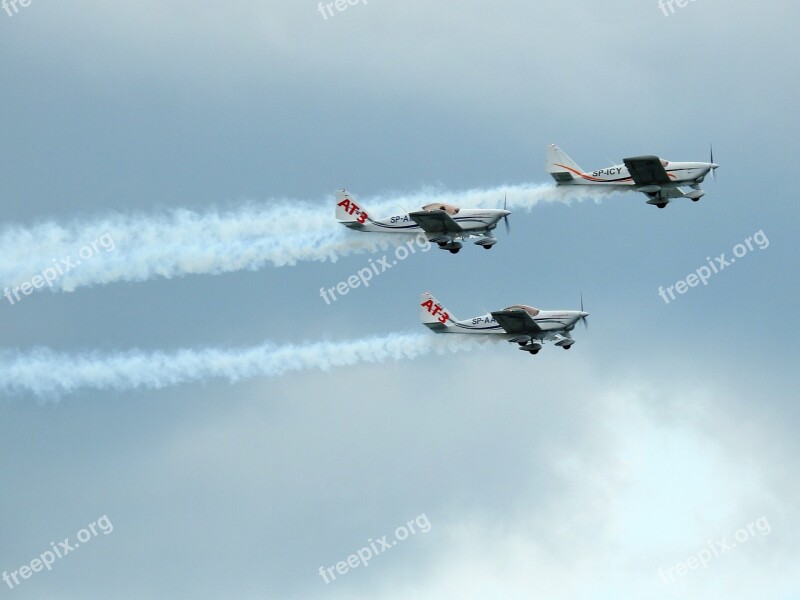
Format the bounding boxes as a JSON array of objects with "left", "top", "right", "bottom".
[{"left": 1, "top": 1, "right": 799, "bottom": 598}]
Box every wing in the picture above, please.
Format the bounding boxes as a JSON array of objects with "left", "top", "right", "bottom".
[
  {"left": 490, "top": 310, "right": 542, "bottom": 335},
  {"left": 623, "top": 155, "right": 671, "bottom": 186},
  {"left": 408, "top": 210, "right": 463, "bottom": 234}
]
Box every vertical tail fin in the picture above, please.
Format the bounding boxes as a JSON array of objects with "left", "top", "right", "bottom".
[
  {"left": 419, "top": 291, "right": 455, "bottom": 332},
  {"left": 546, "top": 144, "right": 584, "bottom": 183},
  {"left": 335, "top": 189, "right": 370, "bottom": 227}
]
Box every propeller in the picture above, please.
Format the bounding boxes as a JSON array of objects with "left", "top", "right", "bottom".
[
  {"left": 710, "top": 144, "right": 717, "bottom": 182},
  {"left": 503, "top": 193, "right": 510, "bottom": 234},
  {"left": 579, "top": 292, "right": 589, "bottom": 330}
]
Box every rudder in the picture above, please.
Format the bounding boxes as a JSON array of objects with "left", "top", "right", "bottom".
[
  {"left": 419, "top": 291, "right": 455, "bottom": 332},
  {"left": 335, "top": 189, "right": 370, "bottom": 226},
  {"left": 546, "top": 144, "right": 584, "bottom": 183}
]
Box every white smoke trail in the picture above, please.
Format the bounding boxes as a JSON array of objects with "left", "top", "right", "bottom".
[
  {"left": 0, "top": 183, "right": 608, "bottom": 293},
  {"left": 0, "top": 332, "right": 487, "bottom": 399}
]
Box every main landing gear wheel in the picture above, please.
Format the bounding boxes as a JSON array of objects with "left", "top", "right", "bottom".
[
  {"left": 483, "top": 245, "right": 493, "bottom": 250},
  {"left": 656, "top": 202, "right": 667, "bottom": 209},
  {"left": 449, "top": 248, "right": 460, "bottom": 254},
  {"left": 692, "top": 198, "right": 700, "bottom": 202},
  {"left": 563, "top": 345, "right": 572, "bottom": 350},
  {"left": 530, "top": 349, "right": 540, "bottom": 355}
]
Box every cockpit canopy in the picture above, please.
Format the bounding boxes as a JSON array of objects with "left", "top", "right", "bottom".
[
  {"left": 422, "top": 203, "right": 460, "bottom": 215},
  {"left": 503, "top": 304, "right": 540, "bottom": 316}
]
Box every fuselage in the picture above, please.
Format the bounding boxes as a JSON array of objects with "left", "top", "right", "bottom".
[
  {"left": 349, "top": 209, "right": 509, "bottom": 233},
  {"left": 556, "top": 160, "right": 715, "bottom": 189},
  {"left": 446, "top": 310, "right": 586, "bottom": 339}
]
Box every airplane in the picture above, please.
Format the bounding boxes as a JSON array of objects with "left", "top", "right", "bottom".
[
  {"left": 419, "top": 291, "right": 589, "bottom": 355},
  {"left": 335, "top": 190, "right": 510, "bottom": 253},
  {"left": 546, "top": 144, "right": 719, "bottom": 208}
]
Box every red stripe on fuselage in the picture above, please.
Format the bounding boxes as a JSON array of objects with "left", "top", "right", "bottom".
[{"left": 555, "top": 163, "right": 634, "bottom": 183}]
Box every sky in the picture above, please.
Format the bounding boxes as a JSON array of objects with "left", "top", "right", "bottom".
[{"left": 1, "top": 0, "right": 799, "bottom": 598}]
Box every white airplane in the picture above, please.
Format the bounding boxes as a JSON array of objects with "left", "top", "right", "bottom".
[
  {"left": 546, "top": 144, "right": 719, "bottom": 208},
  {"left": 335, "top": 190, "right": 510, "bottom": 253},
  {"left": 419, "top": 291, "right": 589, "bottom": 355}
]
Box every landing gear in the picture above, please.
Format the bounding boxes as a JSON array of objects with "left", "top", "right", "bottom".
[
  {"left": 482, "top": 245, "right": 492, "bottom": 250},
  {"left": 474, "top": 237, "right": 497, "bottom": 250},
  {"left": 440, "top": 241, "right": 463, "bottom": 254},
  {"left": 562, "top": 344, "right": 572, "bottom": 350},
  {"left": 686, "top": 189, "right": 705, "bottom": 202},
  {"left": 646, "top": 195, "right": 669, "bottom": 209},
  {"left": 519, "top": 343, "right": 542, "bottom": 355}
]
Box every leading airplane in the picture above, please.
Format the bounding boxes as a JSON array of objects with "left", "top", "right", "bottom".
[
  {"left": 419, "top": 291, "right": 589, "bottom": 355},
  {"left": 546, "top": 144, "right": 718, "bottom": 208},
  {"left": 335, "top": 190, "right": 510, "bottom": 253}
]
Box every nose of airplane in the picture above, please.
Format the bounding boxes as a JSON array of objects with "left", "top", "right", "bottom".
[
  {"left": 501, "top": 209, "right": 511, "bottom": 216},
  {"left": 710, "top": 163, "right": 719, "bottom": 170},
  {"left": 580, "top": 311, "right": 589, "bottom": 318}
]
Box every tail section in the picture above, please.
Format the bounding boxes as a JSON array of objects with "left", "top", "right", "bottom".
[
  {"left": 419, "top": 292, "right": 455, "bottom": 332},
  {"left": 335, "top": 189, "right": 370, "bottom": 228},
  {"left": 546, "top": 144, "right": 584, "bottom": 184}
]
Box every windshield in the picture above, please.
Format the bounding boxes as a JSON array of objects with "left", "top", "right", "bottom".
[
  {"left": 502, "top": 304, "right": 540, "bottom": 316},
  {"left": 422, "top": 203, "right": 460, "bottom": 215}
]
